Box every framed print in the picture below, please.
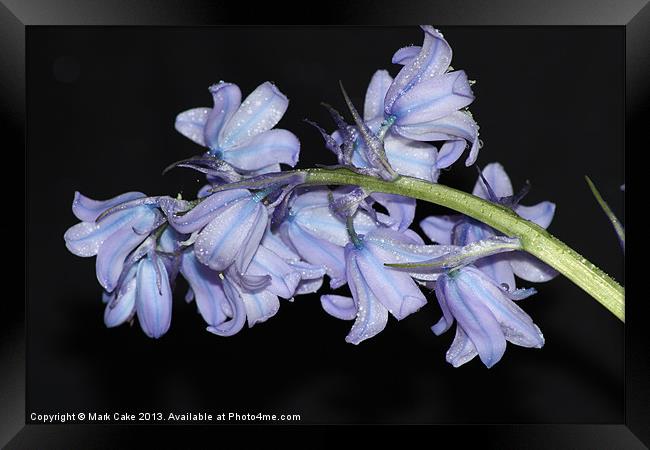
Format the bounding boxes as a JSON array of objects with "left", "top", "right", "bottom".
[{"left": 4, "top": 0, "right": 649, "bottom": 447}]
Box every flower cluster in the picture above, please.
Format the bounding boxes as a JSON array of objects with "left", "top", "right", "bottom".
[{"left": 64, "top": 26, "right": 557, "bottom": 368}]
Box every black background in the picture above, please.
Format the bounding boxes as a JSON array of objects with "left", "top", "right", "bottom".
[{"left": 27, "top": 27, "right": 624, "bottom": 424}]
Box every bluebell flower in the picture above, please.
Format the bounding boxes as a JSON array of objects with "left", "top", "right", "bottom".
[
  {"left": 64, "top": 191, "right": 164, "bottom": 292},
  {"left": 420, "top": 163, "right": 558, "bottom": 288},
  {"left": 384, "top": 26, "right": 480, "bottom": 166},
  {"left": 160, "top": 188, "right": 268, "bottom": 287},
  {"left": 321, "top": 227, "right": 450, "bottom": 344},
  {"left": 175, "top": 81, "right": 300, "bottom": 175},
  {"left": 432, "top": 265, "right": 544, "bottom": 368},
  {"left": 134, "top": 251, "right": 173, "bottom": 338},
  {"left": 278, "top": 188, "right": 389, "bottom": 288}
]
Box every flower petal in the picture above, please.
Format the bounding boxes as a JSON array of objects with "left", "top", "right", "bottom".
[
  {"left": 440, "top": 269, "right": 507, "bottom": 368},
  {"left": 207, "top": 276, "right": 247, "bottom": 336},
  {"left": 223, "top": 129, "right": 300, "bottom": 171},
  {"left": 468, "top": 268, "right": 545, "bottom": 348},
  {"left": 64, "top": 209, "right": 134, "bottom": 257},
  {"left": 160, "top": 189, "right": 250, "bottom": 234},
  {"left": 515, "top": 201, "right": 556, "bottom": 229},
  {"left": 385, "top": 26, "right": 452, "bottom": 113},
  {"left": 345, "top": 254, "right": 389, "bottom": 344},
  {"left": 194, "top": 195, "right": 263, "bottom": 272},
  {"left": 383, "top": 134, "right": 439, "bottom": 181},
  {"left": 475, "top": 254, "right": 517, "bottom": 290},
  {"left": 180, "top": 250, "right": 230, "bottom": 327},
  {"left": 392, "top": 45, "right": 421, "bottom": 65},
  {"left": 72, "top": 191, "right": 146, "bottom": 222},
  {"left": 435, "top": 140, "right": 466, "bottom": 169},
  {"left": 321, "top": 295, "right": 356, "bottom": 320},
  {"left": 281, "top": 222, "right": 346, "bottom": 289},
  {"left": 220, "top": 81, "right": 289, "bottom": 148},
  {"left": 420, "top": 215, "right": 460, "bottom": 245},
  {"left": 509, "top": 252, "right": 558, "bottom": 283},
  {"left": 393, "top": 110, "right": 480, "bottom": 166},
  {"left": 95, "top": 206, "right": 159, "bottom": 291},
  {"left": 363, "top": 69, "right": 393, "bottom": 122},
  {"left": 241, "top": 289, "right": 280, "bottom": 328},
  {"left": 353, "top": 243, "right": 427, "bottom": 320},
  {"left": 370, "top": 193, "right": 416, "bottom": 231},
  {"left": 104, "top": 276, "right": 136, "bottom": 328},
  {"left": 135, "top": 255, "right": 172, "bottom": 339},
  {"left": 472, "top": 162, "right": 513, "bottom": 199},
  {"left": 295, "top": 276, "right": 324, "bottom": 295},
  {"left": 175, "top": 107, "right": 210, "bottom": 146},
  {"left": 445, "top": 326, "right": 479, "bottom": 367},
  {"left": 391, "top": 71, "right": 474, "bottom": 125},
  {"left": 204, "top": 82, "right": 242, "bottom": 149},
  {"left": 247, "top": 245, "right": 301, "bottom": 299}
]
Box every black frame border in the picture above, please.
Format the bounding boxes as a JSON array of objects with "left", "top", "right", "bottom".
[{"left": 5, "top": 0, "right": 648, "bottom": 447}]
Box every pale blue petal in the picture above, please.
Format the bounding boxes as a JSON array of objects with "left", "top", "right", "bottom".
[
  {"left": 207, "top": 276, "right": 247, "bottom": 336},
  {"left": 241, "top": 289, "right": 280, "bottom": 328},
  {"left": 204, "top": 82, "right": 242, "bottom": 149},
  {"left": 345, "top": 253, "right": 389, "bottom": 344},
  {"left": 392, "top": 45, "right": 421, "bottom": 65},
  {"left": 385, "top": 25, "right": 452, "bottom": 113},
  {"left": 220, "top": 81, "right": 289, "bottom": 149},
  {"left": 370, "top": 193, "right": 416, "bottom": 231},
  {"left": 180, "top": 250, "right": 230, "bottom": 327},
  {"left": 72, "top": 191, "right": 146, "bottom": 222},
  {"left": 321, "top": 295, "right": 356, "bottom": 320},
  {"left": 135, "top": 255, "right": 172, "bottom": 339},
  {"left": 64, "top": 208, "right": 135, "bottom": 257},
  {"left": 95, "top": 206, "right": 159, "bottom": 291},
  {"left": 384, "top": 134, "right": 439, "bottom": 181},
  {"left": 515, "top": 201, "right": 556, "bottom": 229},
  {"left": 194, "top": 195, "right": 264, "bottom": 272},
  {"left": 445, "top": 326, "right": 479, "bottom": 367},
  {"left": 509, "top": 252, "right": 558, "bottom": 283},
  {"left": 363, "top": 69, "right": 393, "bottom": 122},
  {"left": 175, "top": 107, "right": 210, "bottom": 146},
  {"left": 420, "top": 215, "right": 460, "bottom": 245},
  {"left": 281, "top": 222, "right": 346, "bottom": 289},
  {"left": 472, "top": 162, "right": 513, "bottom": 199},
  {"left": 391, "top": 71, "right": 474, "bottom": 125},
  {"left": 247, "top": 245, "right": 301, "bottom": 299},
  {"left": 353, "top": 243, "right": 427, "bottom": 320},
  {"left": 441, "top": 269, "right": 507, "bottom": 368},
  {"left": 393, "top": 110, "right": 479, "bottom": 166},
  {"left": 104, "top": 276, "right": 136, "bottom": 328},
  {"left": 160, "top": 189, "right": 250, "bottom": 234},
  {"left": 223, "top": 129, "right": 300, "bottom": 171}
]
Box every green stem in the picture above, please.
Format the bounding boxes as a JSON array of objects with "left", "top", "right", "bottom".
[{"left": 304, "top": 168, "right": 625, "bottom": 322}]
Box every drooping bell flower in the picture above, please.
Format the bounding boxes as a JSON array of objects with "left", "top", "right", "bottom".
[
  {"left": 420, "top": 162, "right": 558, "bottom": 289},
  {"left": 64, "top": 191, "right": 164, "bottom": 292},
  {"left": 432, "top": 265, "right": 544, "bottom": 368},
  {"left": 160, "top": 188, "right": 268, "bottom": 286},
  {"left": 321, "top": 227, "right": 450, "bottom": 344},
  {"left": 134, "top": 251, "right": 173, "bottom": 339}
]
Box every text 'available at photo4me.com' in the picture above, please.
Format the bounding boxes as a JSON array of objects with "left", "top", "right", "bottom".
[{"left": 30, "top": 411, "right": 302, "bottom": 424}]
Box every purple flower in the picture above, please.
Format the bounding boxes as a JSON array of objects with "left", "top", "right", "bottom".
[
  {"left": 384, "top": 26, "right": 480, "bottom": 166},
  {"left": 420, "top": 163, "right": 558, "bottom": 288},
  {"left": 134, "top": 252, "right": 173, "bottom": 338},
  {"left": 321, "top": 227, "right": 449, "bottom": 344},
  {"left": 161, "top": 189, "right": 268, "bottom": 284},
  {"left": 64, "top": 191, "right": 163, "bottom": 292},
  {"left": 278, "top": 188, "right": 386, "bottom": 288},
  {"left": 175, "top": 81, "right": 300, "bottom": 174},
  {"left": 432, "top": 265, "right": 544, "bottom": 368}
]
